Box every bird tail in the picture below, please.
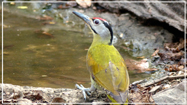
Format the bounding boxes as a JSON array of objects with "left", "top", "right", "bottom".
[{"left": 107, "top": 90, "right": 129, "bottom": 105}]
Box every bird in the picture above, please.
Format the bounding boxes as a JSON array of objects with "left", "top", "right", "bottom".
[{"left": 73, "top": 11, "right": 130, "bottom": 104}]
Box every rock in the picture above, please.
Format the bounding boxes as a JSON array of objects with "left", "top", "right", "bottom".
[
  {"left": 92, "top": 100, "right": 106, "bottom": 105},
  {"left": 152, "top": 80, "right": 187, "bottom": 104},
  {"left": 76, "top": 0, "right": 91, "bottom": 8},
  {"left": 52, "top": 97, "right": 66, "bottom": 103},
  {"left": 17, "top": 98, "right": 32, "bottom": 105},
  {"left": 131, "top": 79, "right": 146, "bottom": 85},
  {"left": 1, "top": 83, "right": 109, "bottom": 104},
  {"left": 162, "top": 84, "right": 171, "bottom": 90},
  {"left": 149, "top": 85, "right": 162, "bottom": 94},
  {"left": 95, "top": 0, "right": 186, "bottom": 32}
]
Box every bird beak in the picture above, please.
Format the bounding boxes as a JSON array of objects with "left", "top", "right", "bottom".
[{"left": 73, "top": 11, "right": 91, "bottom": 25}]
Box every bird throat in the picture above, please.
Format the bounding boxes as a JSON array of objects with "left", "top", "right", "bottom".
[{"left": 92, "top": 33, "right": 112, "bottom": 46}]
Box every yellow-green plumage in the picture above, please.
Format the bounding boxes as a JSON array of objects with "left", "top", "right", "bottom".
[
  {"left": 87, "top": 34, "right": 129, "bottom": 103},
  {"left": 87, "top": 44, "right": 129, "bottom": 91}
]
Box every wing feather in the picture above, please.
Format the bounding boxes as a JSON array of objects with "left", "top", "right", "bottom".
[{"left": 86, "top": 46, "right": 129, "bottom": 95}]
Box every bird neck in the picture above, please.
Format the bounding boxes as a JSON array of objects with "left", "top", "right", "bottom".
[{"left": 91, "top": 34, "right": 112, "bottom": 46}]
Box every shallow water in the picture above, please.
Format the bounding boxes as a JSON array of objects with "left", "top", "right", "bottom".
[{"left": 2, "top": 3, "right": 150, "bottom": 88}]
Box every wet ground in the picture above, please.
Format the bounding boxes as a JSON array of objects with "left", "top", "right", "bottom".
[{"left": 2, "top": 2, "right": 153, "bottom": 89}]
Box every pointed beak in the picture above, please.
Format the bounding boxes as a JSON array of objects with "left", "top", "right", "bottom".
[{"left": 73, "top": 11, "right": 91, "bottom": 25}]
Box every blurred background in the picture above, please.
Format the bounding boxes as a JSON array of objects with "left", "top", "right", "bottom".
[{"left": 1, "top": 0, "right": 185, "bottom": 88}]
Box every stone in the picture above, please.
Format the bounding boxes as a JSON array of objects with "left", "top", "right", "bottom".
[
  {"left": 152, "top": 80, "right": 187, "bottom": 104},
  {"left": 149, "top": 85, "right": 162, "bottom": 94},
  {"left": 95, "top": 0, "right": 186, "bottom": 32}
]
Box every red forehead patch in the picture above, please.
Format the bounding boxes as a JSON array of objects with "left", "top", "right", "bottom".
[{"left": 93, "top": 17, "right": 107, "bottom": 22}]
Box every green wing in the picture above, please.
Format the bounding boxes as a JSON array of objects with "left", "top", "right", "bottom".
[{"left": 86, "top": 45, "right": 129, "bottom": 95}]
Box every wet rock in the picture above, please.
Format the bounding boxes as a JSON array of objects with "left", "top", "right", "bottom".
[{"left": 152, "top": 80, "right": 187, "bottom": 104}]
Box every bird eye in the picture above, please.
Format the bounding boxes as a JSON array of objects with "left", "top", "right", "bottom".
[{"left": 93, "top": 19, "right": 100, "bottom": 25}]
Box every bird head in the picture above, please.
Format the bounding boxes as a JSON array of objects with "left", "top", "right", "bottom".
[{"left": 73, "top": 11, "right": 113, "bottom": 45}]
